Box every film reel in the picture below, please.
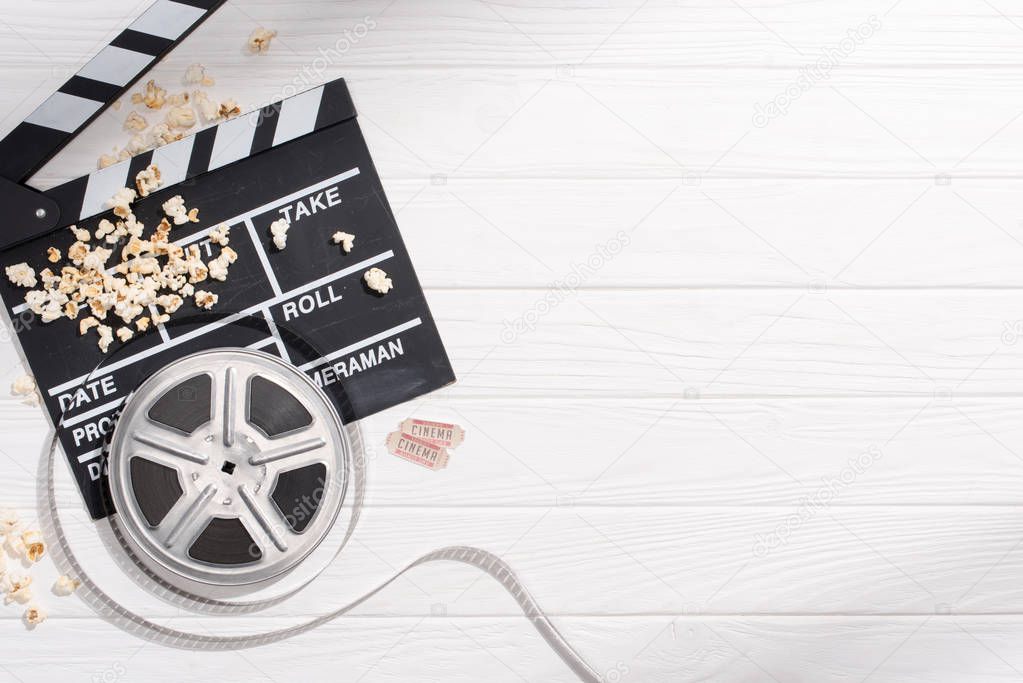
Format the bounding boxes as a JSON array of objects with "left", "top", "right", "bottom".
[{"left": 108, "top": 348, "right": 350, "bottom": 600}]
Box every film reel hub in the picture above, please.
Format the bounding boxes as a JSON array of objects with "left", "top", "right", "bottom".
[{"left": 108, "top": 348, "right": 350, "bottom": 597}]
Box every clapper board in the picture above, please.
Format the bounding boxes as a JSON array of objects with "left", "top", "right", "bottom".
[{"left": 0, "top": 0, "right": 455, "bottom": 519}]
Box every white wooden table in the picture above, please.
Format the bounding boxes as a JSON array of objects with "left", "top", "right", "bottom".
[{"left": 1, "top": 0, "right": 1023, "bottom": 680}]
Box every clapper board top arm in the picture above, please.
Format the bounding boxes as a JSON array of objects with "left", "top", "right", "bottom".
[
  {"left": 43, "top": 78, "right": 359, "bottom": 227},
  {"left": 0, "top": 0, "right": 226, "bottom": 250}
]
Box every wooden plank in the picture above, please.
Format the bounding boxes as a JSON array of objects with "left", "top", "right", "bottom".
[
  {"left": 385, "top": 178, "right": 1023, "bottom": 289},
  {"left": 6, "top": 0, "right": 1023, "bottom": 69},
  {"left": 17, "top": 174, "right": 1023, "bottom": 289},
  {"left": 5, "top": 392, "right": 1023, "bottom": 507},
  {"left": 423, "top": 289, "right": 1023, "bottom": 398},
  {"left": 12, "top": 499, "right": 1023, "bottom": 617},
  {"left": 1, "top": 615, "right": 1023, "bottom": 682},
  {"left": 29, "top": 65, "right": 1023, "bottom": 185},
  {"left": 15, "top": 290, "right": 1023, "bottom": 409}
]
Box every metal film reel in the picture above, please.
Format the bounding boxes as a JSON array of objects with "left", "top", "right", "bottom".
[{"left": 107, "top": 348, "right": 350, "bottom": 599}]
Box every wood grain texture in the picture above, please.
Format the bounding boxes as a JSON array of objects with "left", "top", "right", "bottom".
[
  {"left": 0, "top": 0, "right": 1020, "bottom": 680},
  {"left": 28, "top": 66, "right": 1023, "bottom": 184},
  {"left": 0, "top": 615, "right": 1022, "bottom": 682}
]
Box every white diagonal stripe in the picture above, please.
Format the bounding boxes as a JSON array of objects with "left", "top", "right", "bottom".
[
  {"left": 129, "top": 0, "right": 207, "bottom": 40},
  {"left": 77, "top": 448, "right": 104, "bottom": 464},
  {"left": 24, "top": 92, "right": 103, "bottom": 133},
  {"left": 81, "top": 163, "right": 132, "bottom": 219},
  {"left": 77, "top": 46, "right": 152, "bottom": 87},
  {"left": 273, "top": 87, "right": 324, "bottom": 146},
  {"left": 151, "top": 134, "right": 196, "bottom": 186},
  {"left": 209, "top": 112, "right": 258, "bottom": 170}
]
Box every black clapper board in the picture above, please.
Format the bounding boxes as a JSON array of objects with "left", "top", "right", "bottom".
[{"left": 0, "top": 1, "right": 455, "bottom": 519}]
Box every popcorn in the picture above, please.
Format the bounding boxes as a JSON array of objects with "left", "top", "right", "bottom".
[
  {"left": 6, "top": 263, "right": 36, "bottom": 288},
  {"left": 364, "top": 268, "right": 393, "bottom": 295},
  {"left": 97, "top": 325, "right": 114, "bottom": 353},
  {"left": 124, "top": 111, "right": 147, "bottom": 131},
  {"left": 79, "top": 317, "right": 99, "bottom": 336},
  {"left": 193, "top": 90, "right": 219, "bottom": 122},
  {"left": 81, "top": 247, "right": 112, "bottom": 273},
  {"left": 194, "top": 290, "right": 218, "bottom": 310},
  {"left": 125, "top": 133, "right": 149, "bottom": 156},
  {"left": 331, "top": 231, "right": 355, "bottom": 253},
  {"left": 97, "top": 153, "right": 118, "bottom": 169},
  {"left": 89, "top": 292, "right": 115, "bottom": 320},
  {"left": 209, "top": 223, "right": 230, "bottom": 246},
  {"left": 68, "top": 241, "right": 89, "bottom": 265},
  {"left": 6, "top": 575, "right": 31, "bottom": 604},
  {"left": 53, "top": 575, "right": 80, "bottom": 596},
  {"left": 247, "top": 27, "right": 277, "bottom": 53},
  {"left": 135, "top": 164, "right": 162, "bottom": 197},
  {"left": 219, "top": 99, "right": 241, "bottom": 118},
  {"left": 208, "top": 257, "right": 228, "bottom": 282},
  {"left": 4, "top": 532, "right": 24, "bottom": 558},
  {"left": 185, "top": 246, "right": 208, "bottom": 283},
  {"left": 136, "top": 79, "right": 166, "bottom": 109},
  {"left": 10, "top": 375, "right": 35, "bottom": 398},
  {"left": 106, "top": 187, "right": 136, "bottom": 219},
  {"left": 163, "top": 195, "right": 187, "bottom": 225},
  {"left": 149, "top": 123, "right": 182, "bottom": 147},
  {"left": 8, "top": 185, "right": 231, "bottom": 352},
  {"left": 0, "top": 508, "right": 20, "bottom": 536},
  {"left": 156, "top": 294, "right": 183, "bottom": 314},
  {"left": 162, "top": 195, "right": 198, "bottom": 225},
  {"left": 166, "top": 105, "right": 196, "bottom": 130},
  {"left": 20, "top": 530, "right": 43, "bottom": 562},
  {"left": 124, "top": 214, "right": 144, "bottom": 238},
  {"left": 23, "top": 291, "right": 47, "bottom": 316},
  {"left": 94, "top": 219, "right": 115, "bottom": 241},
  {"left": 207, "top": 247, "right": 237, "bottom": 282},
  {"left": 23, "top": 604, "right": 45, "bottom": 626},
  {"left": 270, "top": 219, "right": 289, "bottom": 250},
  {"left": 40, "top": 303, "right": 63, "bottom": 324},
  {"left": 184, "top": 63, "right": 214, "bottom": 87},
  {"left": 10, "top": 375, "right": 38, "bottom": 406}
]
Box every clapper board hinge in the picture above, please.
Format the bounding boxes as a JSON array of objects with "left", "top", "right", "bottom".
[{"left": 0, "top": 177, "right": 61, "bottom": 248}]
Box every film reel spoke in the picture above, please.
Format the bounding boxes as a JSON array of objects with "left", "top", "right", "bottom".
[
  {"left": 160, "top": 483, "right": 217, "bottom": 549},
  {"left": 222, "top": 366, "right": 238, "bottom": 448},
  {"left": 238, "top": 483, "right": 289, "bottom": 553},
  {"left": 248, "top": 437, "right": 326, "bottom": 466},
  {"left": 133, "top": 432, "right": 209, "bottom": 465}
]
